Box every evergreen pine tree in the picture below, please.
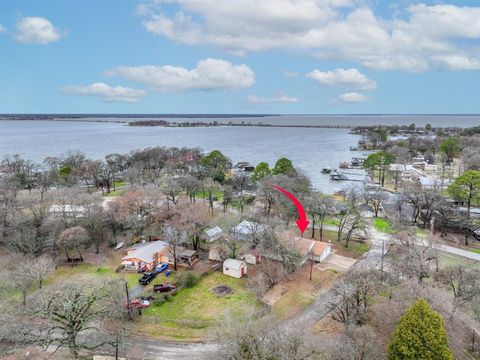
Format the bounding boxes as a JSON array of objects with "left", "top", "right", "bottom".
[{"left": 387, "top": 298, "right": 454, "bottom": 360}]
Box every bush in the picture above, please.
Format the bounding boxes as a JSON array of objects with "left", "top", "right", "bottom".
[
  {"left": 387, "top": 298, "right": 453, "bottom": 360},
  {"left": 176, "top": 271, "right": 199, "bottom": 289}
]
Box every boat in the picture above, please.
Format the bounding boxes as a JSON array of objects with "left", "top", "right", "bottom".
[
  {"left": 330, "top": 171, "right": 347, "bottom": 181},
  {"left": 321, "top": 167, "right": 332, "bottom": 174},
  {"left": 350, "top": 146, "right": 359, "bottom": 151},
  {"left": 339, "top": 162, "right": 351, "bottom": 169}
]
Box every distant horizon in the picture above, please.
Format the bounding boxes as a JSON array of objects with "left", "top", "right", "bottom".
[{"left": 1, "top": 113, "right": 479, "bottom": 117}]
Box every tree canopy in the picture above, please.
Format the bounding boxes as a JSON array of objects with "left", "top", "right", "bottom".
[
  {"left": 252, "top": 162, "right": 271, "bottom": 181},
  {"left": 447, "top": 170, "right": 480, "bottom": 215},
  {"left": 272, "top": 158, "right": 296, "bottom": 176},
  {"left": 440, "top": 137, "right": 461, "bottom": 161},
  {"left": 387, "top": 298, "right": 453, "bottom": 360}
]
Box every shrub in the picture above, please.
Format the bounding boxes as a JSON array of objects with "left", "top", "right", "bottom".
[{"left": 176, "top": 271, "right": 199, "bottom": 289}]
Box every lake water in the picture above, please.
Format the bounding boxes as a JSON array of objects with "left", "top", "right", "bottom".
[
  {"left": 1, "top": 114, "right": 478, "bottom": 193},
  {"left": 0, "top": 120, "right": 367, "bottom": 193}
]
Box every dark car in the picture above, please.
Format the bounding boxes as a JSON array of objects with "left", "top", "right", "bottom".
[
  {"left": 139, "top": 272, "right": 157, "bottom": 285},
  {"left": 153, "top": 283, "right": 177, "bottom": 293}
]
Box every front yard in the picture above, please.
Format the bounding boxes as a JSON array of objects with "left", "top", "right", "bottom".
[{"left": 136, "top": 271, "right": 259, "bottom": 340}]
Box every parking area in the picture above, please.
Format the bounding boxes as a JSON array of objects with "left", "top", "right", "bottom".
[{"left": 314, "top": 254, "right": 357, "bottom": 272}]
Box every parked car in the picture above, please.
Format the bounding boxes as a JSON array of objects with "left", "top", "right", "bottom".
[
  {"left": 153, "top": 283, "right": 177, "bottom": 293},
  {"left": 139, "top": 272, "right": 157, "bottom": 285},
  {"left": 155, "top": 263, "right": 168, "bottom": 273},
  {"left": 129, "top": 298, "right": 150, "bottom": 309}
]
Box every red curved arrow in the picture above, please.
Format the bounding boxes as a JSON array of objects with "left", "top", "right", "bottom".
[{"left": 271, "top": 184, "right": 310, "bottom": 235}]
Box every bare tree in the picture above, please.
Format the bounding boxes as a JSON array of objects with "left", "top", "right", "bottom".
[
  {"left": 305, "top": 192, "right": 335, "bottom": 240},
  {"left": 328, "top": 270, "right": 378, "bottom": 326},
  {"left": 364, "top": 188, "right": 388, "bottom": 218},
  {"left": 58, "top": 226, "right": 89, "bottom": 263},
  {"left": 34, "top": 280, "right": 113, "bottom": 359},
  {"left": 438, "top": 266, "right": 480, "bottom": 315},
  {"left": 321, "top": 325, "right": 381, "bottom": 360},
  {"left": 395, "top": 241, "right": 437, "bottom": 284},
  {"left": 27, "top": 254, "right": 55, "bottom": 289},
  {"left": 213, "top": 309, "right": 319, "bottom": 360}
]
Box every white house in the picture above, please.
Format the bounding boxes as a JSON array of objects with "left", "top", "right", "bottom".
[
  {"left": 310, "top": 241, "right": 332, "bottom": 263},
  {"left": 231, "top": 220, "right": 266, "bottom": 241},
  {"left": 223, "top": 259, "right": 247, "bottom": 278},
  {"left": 278, "top": 237, "right": 332, "bottom": 265},
  {"left": 202, "top": 226, "right": 223, "bottom": 243}
]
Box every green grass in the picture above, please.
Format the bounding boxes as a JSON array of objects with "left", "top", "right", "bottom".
[
  {"left": 113, "top": 180, "right": 127, "bottom": 188},
  {"left": 195, "top": 189, "right": 223, "bottom": 201},
  {"left": 324, "top": 217, "right": 340, "bottom": 227},
  {"left": 105, "top": 189, "right": 126, "bottom": 197},
  {"left": 372, "top": 217, "right": 396, "bottom": 234},
  {"left": 469, "top": 248, "right": 480, "bottom": 254},
  {"left": 137, "top": 272, "right": 259, "bottom": 340}
]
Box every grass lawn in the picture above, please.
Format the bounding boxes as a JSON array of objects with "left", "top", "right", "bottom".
[
  {"left": 323, "top": 217, "right": 340, "bottom": 227},
  {"left": 438, "top": 252, "right": 480, "bottom": 269},
  {"left": 195, "top": 189, "right": 223, "bottom": 201},
  {"left": 469, "top": 248, "right": 480, "bottom": 254},
  {"left": 372, "top": 217, "right": 396, "bottom": 234},
  {"left": 136, "top": 272, "right": 259, "bottom": 341},
  {"left": 320, "top": 229, "right": 370, "bottom": 259},
  {"left": 105, "top": 189, "right": 126, "bottom": 197}
]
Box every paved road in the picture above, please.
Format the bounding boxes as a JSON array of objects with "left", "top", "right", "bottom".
[
  {"left": 434, "top": 243, "right": 480, "bottom": 261},
  {"left": 122, "top": 338, "right": 219, "bottom": 360}
]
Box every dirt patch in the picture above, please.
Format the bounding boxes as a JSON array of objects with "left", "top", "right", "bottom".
[
  {"left": 262, "top": 285, "right": 288, "bottom": 306},
  {"left": 210, "top": 284, "right": 234, "bottom": 296}
]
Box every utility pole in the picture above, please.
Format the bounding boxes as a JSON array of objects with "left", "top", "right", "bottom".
[
  {"left": 125, "top": 281, "right": 132, "bottom": 320},
  {"left": 380, "top": 239, "right": 385, "bottom": 281}
]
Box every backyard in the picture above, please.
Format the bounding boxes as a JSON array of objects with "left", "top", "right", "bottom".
[{"left": 136, "top": 271, "right": 259, "bottom": 341}]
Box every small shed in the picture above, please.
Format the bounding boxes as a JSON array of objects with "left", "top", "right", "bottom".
[
  {"left": 202, "top": 226, "right": 223, "bottom": 243},
  {"left": 209, "top": 244, "right": 225, "bottom": 261},
  {"left": 176, "top": 249, "right": 198, "bottom": 266},
  {"left": 241, "top": 249, "right": 261, "bottom": 265},
  {"left": 223, "top": 259, "right": 247, "bottom": 278}
]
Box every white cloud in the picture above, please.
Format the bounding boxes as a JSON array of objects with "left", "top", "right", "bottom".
[
  {"left": 0, "top": 24, "right": 5, "bottom": 33},
  {"left": 336, "top": 92, "right": 370, "bottom": 103},
  {"left": 138, "top": 1, "right": 480, "bottom": 72},
  {"left": 15, "top": 17, "right": 61, "bottom": 44},
  {"left": 246, "top": 92, "right": 299, "bottom": 104},
  {"left": 62, "top": 83, "right": 146, "bottom": 103},
  {"left": 105, "top": 58, "right": 255, "bottom": 92},
  {"left": 307, "top": 68, "right": 376, "bottom": 90},
  {"left": 432, "top": 55, "right": 480, "bottom": 71},
  {"left": 283, "top": 70, "right": 299, "bottom": 78}
]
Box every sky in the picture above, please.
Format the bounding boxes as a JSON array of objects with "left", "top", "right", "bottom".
[{"left": 0, "top": 0, "right": 479, "bottom": 114}]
